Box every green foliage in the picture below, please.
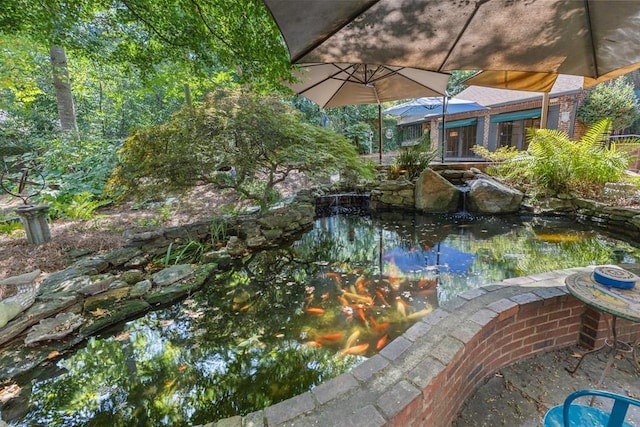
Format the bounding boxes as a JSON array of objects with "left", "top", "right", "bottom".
[
  {"left": 36, "top": 136, "right": 119, "bottom": 199},
  {"left": 110, "top": 89, "right": 374, "bottom": 210},
  {"left": 0, "top": 222, "right": 22, "bottom": 235},
  {"left": 210, "top": 219, "right": 227, "bottom": 244},
  {"left": 343, "top": 122, "right": 373, "bottom": 154},
  {"left": 43, "top": 191, "right": 111, "bottom": 220},
  {"left": 388, "top": 139, "right": 437, "bottom": 180},
  {"left": 481, "top": 119, "right": 631, "bottom": 193},
  {"left": 577, "top": 76, "right": 639, "bottom": 132},
  {"left": 447, "top": 70, "right": 478, "bottom": 96},
  {"left": 0, "top": 0, "right": 292, "bottom": 93},
  {"left": 163, "top": 239, "right": 211, "bottom": 266},
  {"left": 471, "top": 144, "right": 520, "bottom": 162}
]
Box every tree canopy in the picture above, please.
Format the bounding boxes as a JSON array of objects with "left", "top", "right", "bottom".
[
  {"left": 0, "top": 0, "right": 292, "bottom": 91},
  {"left": 109, "top": 88, "right": 374, "bottom": 209}
]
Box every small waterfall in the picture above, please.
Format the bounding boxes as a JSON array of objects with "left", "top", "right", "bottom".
[
  {"left": 457, "top": 185, "right": 470, "bottom": 213},
  {"left": 315, "top": 192, "right": 371, "bottom": 217}
]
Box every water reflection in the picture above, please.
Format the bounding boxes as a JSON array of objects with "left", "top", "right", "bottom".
[{"left": 4, "top": 213, "right": 639, "bottom": 426}]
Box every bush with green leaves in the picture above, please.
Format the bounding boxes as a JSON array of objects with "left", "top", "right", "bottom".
[
  {"left": 42, "top": 191, "right": 111, "bottom": 220},
  {"left": 577, "top": 76, "right": 639, "bottom": 132},
  {"left": 388, "top": 135, "right": 436, "bottom": 180},
  {"left": 109, "top": 88, "right": 375, "bottom": 210},
  {"left": 475, "top": 119, "right": 632, "bottom": 194}
]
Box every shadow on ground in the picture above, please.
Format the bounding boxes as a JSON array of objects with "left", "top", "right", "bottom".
[{"left": 454, "top": 345, "right": 640, "bottom": 426}]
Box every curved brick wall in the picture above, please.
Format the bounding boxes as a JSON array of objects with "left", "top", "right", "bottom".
[{"left": 208, "top": 265, "right": 640, "bottom": 427}]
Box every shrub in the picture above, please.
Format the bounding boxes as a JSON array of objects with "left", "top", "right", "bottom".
[
  {"left": 475, "top": 119, "right": 632, "bottom": 194},
  {"left": 108, "top": 88, "right": 374, "bottom": 210}
]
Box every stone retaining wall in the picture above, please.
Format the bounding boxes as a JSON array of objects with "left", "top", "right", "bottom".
[
  {"left": 206, "top": 266, "right": 640, "bottom": 426},
  {"left": 123, "top": 191, "right": 316, "bottom": 258},
  {"left": 574, "top": 198, "right": 640, "bottom": 241}
]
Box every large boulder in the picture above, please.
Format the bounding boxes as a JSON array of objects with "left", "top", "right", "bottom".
[
  {"left": 414, "top": 169, "right": 460, "bottom": 213},
  {"left": 467, "top": 177, "right": 523, "bottom": 214}
]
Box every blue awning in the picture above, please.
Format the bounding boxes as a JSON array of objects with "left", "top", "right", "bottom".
[
  {"left": 438, "top": 118, "right": 477, "bottom": 129},
  {"left": 490, "top": 109, "right": 540, "bottom": 123}
]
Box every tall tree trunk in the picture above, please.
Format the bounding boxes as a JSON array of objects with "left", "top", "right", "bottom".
[{"left": 49, "top": 45, "right": 78, "bottom": 133}]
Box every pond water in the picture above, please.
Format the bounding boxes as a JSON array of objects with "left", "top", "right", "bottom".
[{"left": 3, "top": 212, "right": 640, "bottom": 426}]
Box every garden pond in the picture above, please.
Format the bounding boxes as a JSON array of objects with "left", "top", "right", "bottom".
[{"left": 2, "top": 211, "right": 640, "bottom": 426}]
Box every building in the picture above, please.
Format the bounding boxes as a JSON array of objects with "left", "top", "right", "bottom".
[{"left": 395, "top": 75, "right": 585, "bottom": 161}]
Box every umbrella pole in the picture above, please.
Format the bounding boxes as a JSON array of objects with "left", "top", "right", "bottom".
[
  {"left": 378, "top": 103, "right": 383, "bottom": 165},
  {"left": 440, "top": 95, "right": 448, "bottom": 163}
]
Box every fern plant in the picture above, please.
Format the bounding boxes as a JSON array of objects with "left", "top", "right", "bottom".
[
  {"left": 389, "top": 145, "right": 437, "bottom": 180},
  {"left": 43, "top": 192, "right": 111, "bottom": 220},
  {"left": 476, "top": 119, "right": 631, "bottom": 194}
]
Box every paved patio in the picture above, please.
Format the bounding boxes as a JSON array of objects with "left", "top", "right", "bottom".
[{"left": 454, "top": 343, "right": 640, "bottom": 426}]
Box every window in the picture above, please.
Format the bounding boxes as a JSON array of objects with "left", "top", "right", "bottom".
[
  {"left": 402, "top": 124, "right": 423, "bottom": 142},
  {"left": 446, "top": 124, "right": 477, "bottom": 158},
  {"left": 498, "top": 118, "right": 540, "bottom": 150}
]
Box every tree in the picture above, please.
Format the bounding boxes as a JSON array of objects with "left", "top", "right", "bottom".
[
  {"left": 577, "top": 76, "right": 639, "bottom": 133},
  {"left": 49, "top": 45, "right": 78, "bottom": 133},
  {"left": 447, "top": 70, "right": 477, "bottom": 96},
  {"left": 0, "top": 0, "right": 292, "bottom": 92},
  {"left": 109, "top": 89, "right": 375, "bottom": 209}
]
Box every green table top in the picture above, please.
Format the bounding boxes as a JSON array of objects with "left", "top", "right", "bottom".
[{"left": 566, "top": 272, "right": 640, "bottom": 323}]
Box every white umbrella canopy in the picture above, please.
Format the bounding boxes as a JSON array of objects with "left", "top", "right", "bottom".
[
  {"left": 290, "top": 63, "right": 450, "bottom": 108},
  {"left": 383, "top": 97, "right": 488, "bottom": 117},
  {"left": 264, "top": 0, "right": 640, "bottom": 79},
  {"left": 287, "top": 62, "right": 451, "bottom": 164}
]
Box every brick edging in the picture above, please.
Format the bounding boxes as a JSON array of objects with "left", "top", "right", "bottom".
[{"left": 207, "top": 266, "right": 639, "bottom": 427}]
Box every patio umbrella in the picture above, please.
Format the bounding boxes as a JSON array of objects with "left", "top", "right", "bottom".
[
  {"left": 383, "top": 97, "right": 488, "bottom": 118},
  {"left": 288, "top": 63, "right": 450, "bottom": 163},
  {"left": 263, "top": 0, "right": 640, "bottom": 79},
  {"left": 463, "top": 65, "right": 640, "bottom": 93},
  {"left": 463, "top": 65, "right": 640, "bottom": 127},
  {"left": 383, "top": 97, "right": 488, "bottom": 162}
]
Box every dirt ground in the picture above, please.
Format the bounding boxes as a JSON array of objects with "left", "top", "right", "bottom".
[{"left": 0, "top": 172, "right": 313, "bottom": 283}]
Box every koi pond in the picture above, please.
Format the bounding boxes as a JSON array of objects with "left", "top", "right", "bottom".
[{"left": 3, "top": 212, "right": 640, "bottom": 426}]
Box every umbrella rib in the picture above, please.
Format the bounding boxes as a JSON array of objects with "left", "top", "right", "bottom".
[
  {"left": 583, "top": 0, "right": 599, "bottom": 78},
  {"left": 290, "top": 0, "right": 381, "bottom": 64},
  {"left": 323, "top": 66, "right": 359, "bottom": 108},
  {"left": 386, "top": 67, "right": 448, "bottom": 96},
  {"left": 437, "top": 0, "right": 490, "bottom": 72},
  {"left": 295, "top": 64, "right": 362, "bottom": 98}
]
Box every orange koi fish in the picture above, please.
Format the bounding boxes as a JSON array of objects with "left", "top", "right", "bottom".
[
  {"left": 324, "top": 271, "right": 342, "bottom": 285},
  {"left": 355, "top": 275, "right": 371, "bottom": 294},
  {"left": 341, "top": 343, "right": 369, "bottom": 356},
  {"left": 304, "top": 307, "right": 326, "bottom": 315},
  {"left": 321, "top": 292, "right": 330, "bottom": 302},
  {"left": 375, "top": 290, "right": 390, "bottom": 307},
  {"left": 303, "top": 341, "right": 323, "bottom": 347},
  {"left": 376, "top": 333, "right": 389, "bottom": 350},
  {"left": 420, "top": 278, "right": 437, "bottom": 288},
  {"left": 317, "top": 332, "right": 344, "bottom": 343},
  {"left": 356, "top": 306, "right": 368, "bottom": 325},
  {"left": 373, "top": 320, "right": 389, "bottom": 332},
  {"left": 337, "top": 295, "right": 349, "bottom": 306}
]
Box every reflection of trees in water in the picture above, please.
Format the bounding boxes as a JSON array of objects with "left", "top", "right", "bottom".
[{"left": 23, "top": 330, "right": 356, "bottom": 426}]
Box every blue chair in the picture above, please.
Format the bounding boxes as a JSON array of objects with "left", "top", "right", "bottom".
[{"left": 544, "top": 389, "right": 640, "bottom": 427}]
